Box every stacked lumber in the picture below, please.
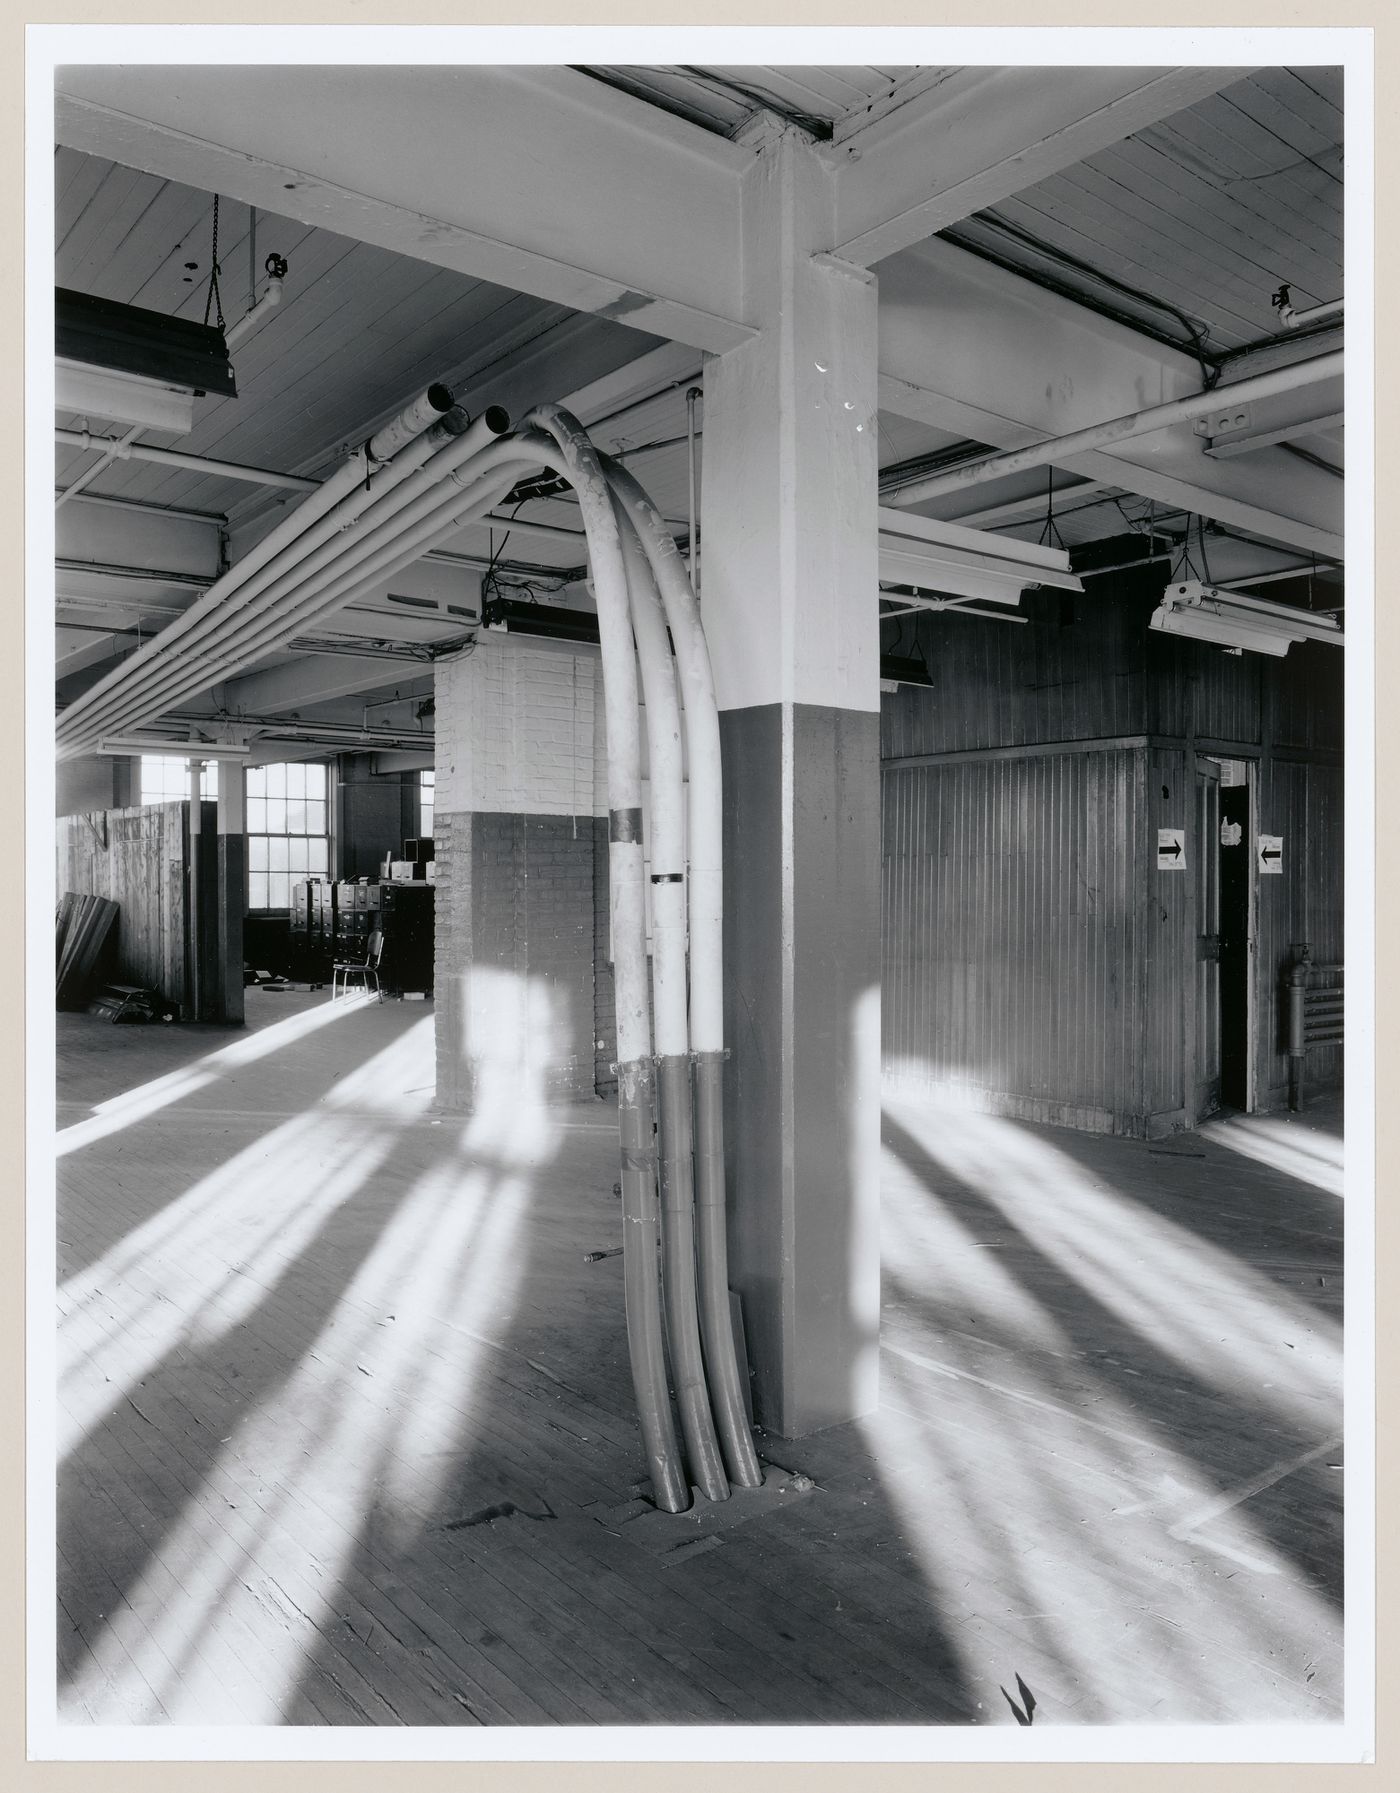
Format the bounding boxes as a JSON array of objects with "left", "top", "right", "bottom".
[{"left": 56, "top": 893, "right": 120, "bottom": 1010}]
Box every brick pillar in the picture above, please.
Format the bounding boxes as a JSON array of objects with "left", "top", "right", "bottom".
[{"left": 434, "top": 635, "right": 610, "bottom": 1109}]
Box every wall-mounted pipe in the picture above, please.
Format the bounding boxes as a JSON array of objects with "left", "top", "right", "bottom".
[
  {"left": 525, "top": 405, "right": 690, "bottom": 1516},
  {"left": 604, "top": 455, "right": 763, "bottom": 1490},
  {"left": 882, "top": 349, "right": 1345, "bottom": 508},
  {"left": 617, "top": 502, "right": 729, "bottom": 1503}
]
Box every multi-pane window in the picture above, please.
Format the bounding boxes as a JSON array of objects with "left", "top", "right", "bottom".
[
  {"left": 140, "top": 755, "right": 215, "bottom": 804},
  {"left": 246, "top": 762, "right": 329, "bottom": 910},
  {"left": 419, "top": 769, "right": 435, "bottom": 843}
]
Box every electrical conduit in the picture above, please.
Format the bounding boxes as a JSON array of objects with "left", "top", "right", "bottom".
[
  {"left": 617, "top": 499, "right": 729, "bottom": 1502},
  {"left": 524, "top": 404, "right": 690, "bottom": 1514},
  {"left": 604, "top": 456, "right": 763, "bottom": 1489}
]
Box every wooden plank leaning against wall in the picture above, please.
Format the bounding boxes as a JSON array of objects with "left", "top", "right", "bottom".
[{"left": 55, "top": 797, "right": 241, "bottom": 1022}]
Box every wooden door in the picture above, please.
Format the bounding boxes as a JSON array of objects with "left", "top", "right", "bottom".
[{"left": 1218, "top": 781, "right": 1253, "bottom": 1111}]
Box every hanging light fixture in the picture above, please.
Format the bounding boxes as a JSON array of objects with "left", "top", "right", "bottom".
[
  {"left": 55, "top": 288, "right": 237, "bottom": 434},
  {"left": 1149, "top": 581, "right": 1344, "bottom": 657}
]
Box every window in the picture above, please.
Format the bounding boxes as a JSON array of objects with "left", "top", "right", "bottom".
[
  {"left": 140, "top": 755, "right": 215, "bottom": 804},
  {"left": 419, "top": 769, "right": 435, "bottom": 843},
  {"left": 246, "top": 761, "right": 329, "bottom": 910}
]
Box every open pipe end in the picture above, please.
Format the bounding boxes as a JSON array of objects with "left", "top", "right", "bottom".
[
  {"left": 426, "top": 383, "right": 455, "bottom": 413},
  {"left": 438, "top": 406, "right": 474, "bottom": 437},
  {"left": 482, "top": 405, "right": 512, "bottom": 437}
]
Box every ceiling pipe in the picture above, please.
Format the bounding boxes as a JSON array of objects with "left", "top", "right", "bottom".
[
  {"left": 56, "top": 427, "right": 319, "bottom": 494},
  {"left": 881, "top": 350, "right": 1345, "bottom": 508},
  {"left": 55, "top": 425, "right": 143, "bottom": 511},
  {"left": 83, "top": 435, "right": 526, "bottom": 740},
  {"left": 57, "top": 384, "right": 467, "bottom": 756},
  {"left": 1217, "top": 562, "right": 1341, "bottom": 591},
  {"left": 223, "top": 275, "right": 283, "bottom": 352},
  {"left": 58, "top": 445, "right": 516, "bottom": 756},
  {"left": 63, "top": 430, "right": 590, "bottom": 754},
  {"left": 1273, "top": 284, "right": 1344, "bottom": 332}
]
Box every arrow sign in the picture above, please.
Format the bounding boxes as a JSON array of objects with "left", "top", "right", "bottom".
[
  {"left": 1157, "top": 828, "right": 1186, "bottom": 871},
  {"left": 1258, "top": 833, "right": 1284, "bottom": 874}
]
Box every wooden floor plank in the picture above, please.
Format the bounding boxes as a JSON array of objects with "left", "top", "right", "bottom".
[{"left": 52, "top": 1001, "right": 1346, "bottom": 1729}]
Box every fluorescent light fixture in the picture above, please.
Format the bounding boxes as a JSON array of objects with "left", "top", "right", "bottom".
[
  {"left": 877, "top": 505, "right": 1083, "bottom": 608},
  {"left": 97, "top": 736, "right": 253, "bottom": 759},
  {"left": 1149, "top": 581, "right": 1344, "bottom": 657},
  {"left": 56, "top": 287, "right": 237, "bottom": 435},
  {"left": 55, "top": 362, "right": 196, "bottom": 434}
]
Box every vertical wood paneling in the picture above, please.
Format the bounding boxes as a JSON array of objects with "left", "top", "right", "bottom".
[
  {"left": 878, "top": 556, "right": 1343, "bottom": 1132},
  {"left": 1255, "top": 757, "right": 1345, "bottom": 1102},
  {"left": 879, "top": 590, "right": 1145, "bottom": 761},
  {"left": 56, "top": 802, "right": 189, "bottom": 1011},
  {"left": 881, "top": 747, "right": 1148, "bottom": 1133}
]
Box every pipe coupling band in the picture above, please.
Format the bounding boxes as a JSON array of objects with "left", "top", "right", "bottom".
[{"left": 610, "top": 807, "right": 644, "bottom": 844}]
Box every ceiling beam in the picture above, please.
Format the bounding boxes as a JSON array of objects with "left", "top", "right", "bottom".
[
  {"left": 55, "top": 65, "right": 755, "bottom": 355},
  {"left": 216, "top": 653, "right": 433, "bottom": 716},
  {"left": 828, "top": 65, "right": 1253, "bottom": 268},
  {"left": 876, "top": 238, "right": 1342, "bottom": 558}
]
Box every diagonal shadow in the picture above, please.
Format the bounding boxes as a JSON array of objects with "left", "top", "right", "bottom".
[
  {"left": 57, "top": 1159, "right": 426, "bottom": 1690},
  {"left": 57, "top": 998, "right": 422, "bottom": 1276},
  {"left": 881, "top": 1110, "right": 1343, "bottom": 1610}
]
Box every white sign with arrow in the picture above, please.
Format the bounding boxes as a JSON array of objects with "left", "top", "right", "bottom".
[
  {"left": 1258, "top": 834, "right": 1284, "bottom": 875},
  {"left": 1157, "top": 828, "right": 1186, "bottom": 871}
]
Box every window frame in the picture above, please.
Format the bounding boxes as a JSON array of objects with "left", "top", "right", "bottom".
[{"left": 245, "top": 760, "right": 331, "bottom": 912}]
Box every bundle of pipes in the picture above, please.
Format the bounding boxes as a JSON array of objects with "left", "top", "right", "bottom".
[{"left": 55, "top": 382, "right": 759, "bottom": 1510}]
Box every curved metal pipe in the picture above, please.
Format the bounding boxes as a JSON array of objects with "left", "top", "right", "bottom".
[
  {"left": 617, "top": 502, "right": 728, "bottom": 1502},
  {"left": 603, "top": 457, "right": 762, "bottom": 1489},
  {"left": 525, "top": 404, "right": 690, "bottom": 1515}
]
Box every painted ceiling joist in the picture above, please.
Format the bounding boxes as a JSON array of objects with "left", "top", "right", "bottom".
[
  {"left": 877, "top": 238, "right": 1342, "bottom": 559},
  {"left": 827, "top": 65, "right": 1256, "bottom": 268},
  {"left": 55, "top": 66, "right": 756, "bottom": 355}
]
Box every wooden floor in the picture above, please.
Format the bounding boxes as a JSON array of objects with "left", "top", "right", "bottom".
[{"left": 53, "top": 992, "right": 1345, "bottom": 1728}]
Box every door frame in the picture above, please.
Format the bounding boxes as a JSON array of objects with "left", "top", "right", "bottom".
[{"left": 1196, "top": 754, "right": 1260, "bottom": 1116}]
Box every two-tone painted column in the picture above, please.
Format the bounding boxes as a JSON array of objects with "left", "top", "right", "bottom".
[{"left": 702, "top": 119, "right": 883, "bottom": 1439}]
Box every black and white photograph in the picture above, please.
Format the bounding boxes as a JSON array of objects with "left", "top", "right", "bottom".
[{"left": 29, "top": 22, "right": 1374, "bottom": 1765}]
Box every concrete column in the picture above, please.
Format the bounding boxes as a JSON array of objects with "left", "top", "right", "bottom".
[
  {"left": 702, "top": 120, "right": 882, "bottom": 1438},
  {"left": 216, "top": 759, "right": 245, "bottom": 1025}
]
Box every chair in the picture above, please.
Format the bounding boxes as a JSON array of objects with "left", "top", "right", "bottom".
[{"left": 332, "top": 928, "right": 385, "bottom": 1002}]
